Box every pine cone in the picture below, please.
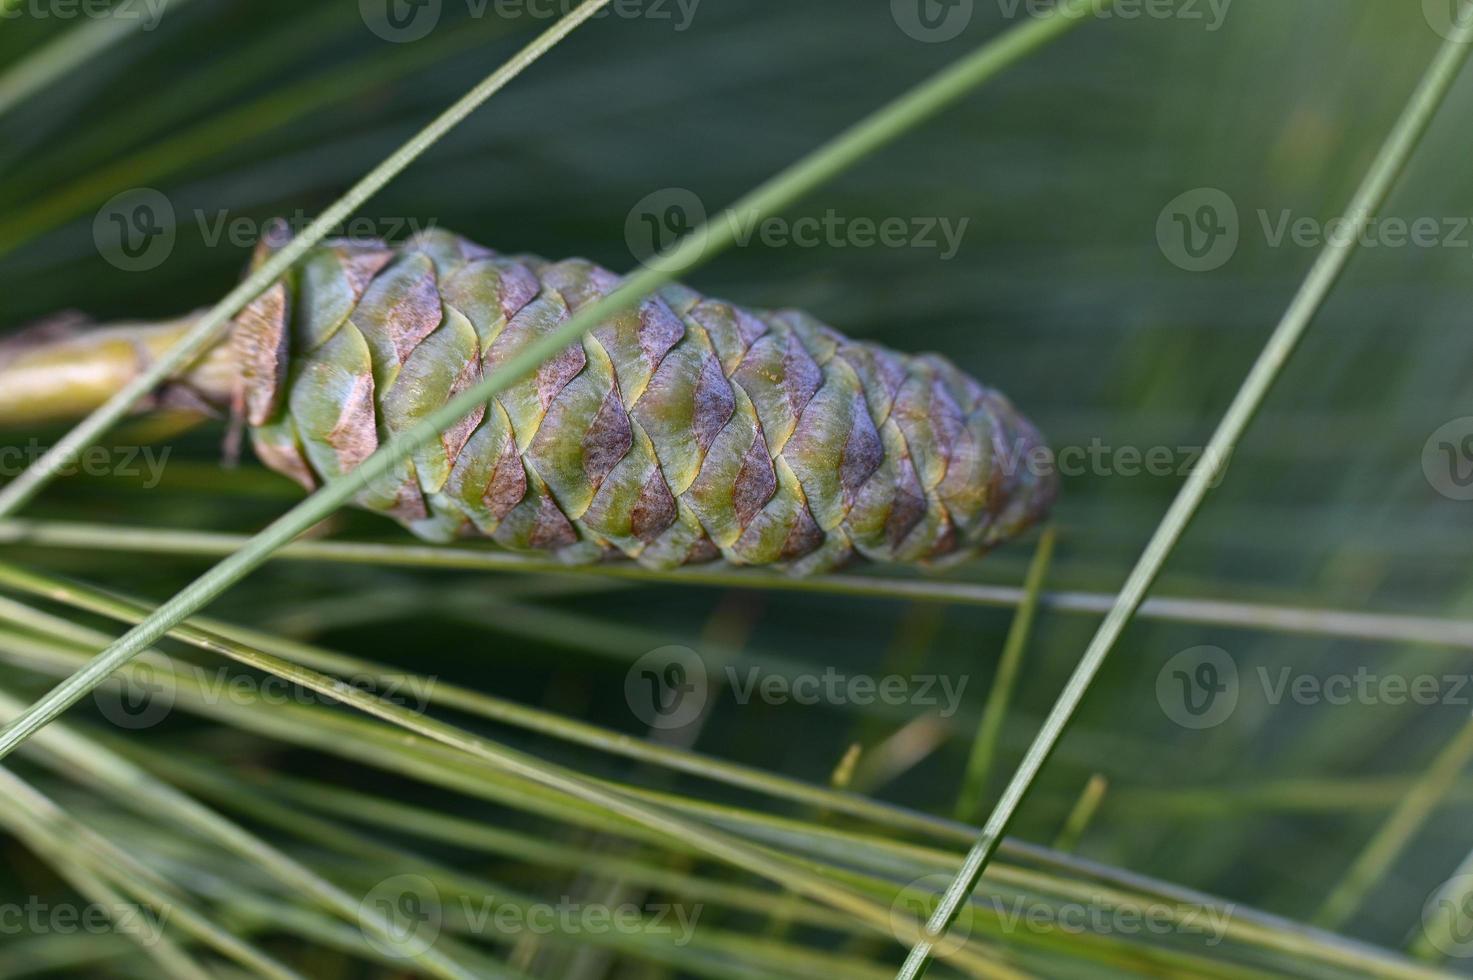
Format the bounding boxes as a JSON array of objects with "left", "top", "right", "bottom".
[{"left": 232, "top": 229, "right": 1056, "bottom": 573}]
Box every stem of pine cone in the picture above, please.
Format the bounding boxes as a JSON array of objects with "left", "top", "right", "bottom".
[{"left": 0, "top": 313, "right": 235, "bottom": 428}]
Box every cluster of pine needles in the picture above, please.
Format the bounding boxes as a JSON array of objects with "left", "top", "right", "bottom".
[{"left": 1, "top": 0, "right": 1473, "bottom": 977}]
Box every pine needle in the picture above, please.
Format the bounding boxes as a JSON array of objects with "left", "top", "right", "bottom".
[
  {"left": 955, "top": 526, "right": 1056, "bottom": 823},
  {"left": 895, "top": 8, "right": 1473, "bottom": 977},
  {"left": 0, "top": 0, "right": 613, "bottom": 518},
  {"left": 0, "top": 0, "right": 198, "bottom": 120},
  {"left": 0, "top": 0, "right": 1099, "bottom": 776}
]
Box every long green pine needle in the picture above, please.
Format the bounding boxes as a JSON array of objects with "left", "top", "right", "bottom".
[
  {"left": 1313, "top": 716, "right": 1473, "bottom": 929},
  {"left": 0, "top": 787, "right": 213, "bottom": 980},
  {"left": 0, "top": 767, "right": 307, "bottom": 980},
  {"left": 955, "top": 525, "right": 1055, "bottom": 823},
  {"left": 0, "top": 0, "right": 1102, "bottom": 763},
  {"left": 0, "top": 595, "right": 1018, "bottom": 976},
  {"left": 0, "top": 688, "right": 507, "bottom": 980},
  {"left": 0, "top": 0, "right": 612, "bottom": 518},
  {"left": 6, "top": 518, "right": 1472, "bottom": 650},
  {"left": 894, "top": 8, "right": 1473, "bottom": 978},
  {"left": 0, "top": 623, "right": 1442, "bottom": 980},
  {"left": 0, "top": 0, "right": 198, "bottom": 119}
]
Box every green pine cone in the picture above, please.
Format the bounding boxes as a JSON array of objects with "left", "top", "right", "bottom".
[{"left": 232, "top": 228, "right": 1056, "bottom": 573}]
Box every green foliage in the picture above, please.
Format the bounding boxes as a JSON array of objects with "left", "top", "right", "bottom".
[{"left": 1, "top": 1, "right": 1471, "bottom": 977}]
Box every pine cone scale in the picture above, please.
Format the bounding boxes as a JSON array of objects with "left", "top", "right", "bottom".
[{"left": 235, "top": 229, "right": 1056, "bottom": 573}]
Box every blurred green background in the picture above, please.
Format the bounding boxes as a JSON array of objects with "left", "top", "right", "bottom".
[{"left": 1, "top": 0, "right": 1471, "bottom": 975}]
